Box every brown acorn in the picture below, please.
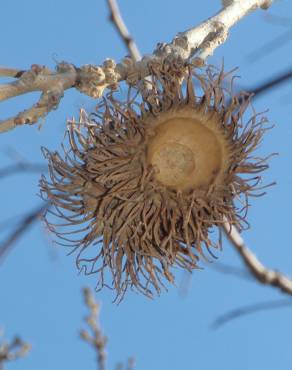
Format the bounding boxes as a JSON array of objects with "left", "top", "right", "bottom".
[{"left": 40, "top": 60, "right": 270, "bottom": 300}]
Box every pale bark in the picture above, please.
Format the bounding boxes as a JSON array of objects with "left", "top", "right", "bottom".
[
  {"left": 223, "top": 220, "right": 292, "bottom": 295},
  {"left": 0, "top": 0, "right": 273, "bottom": 133}
]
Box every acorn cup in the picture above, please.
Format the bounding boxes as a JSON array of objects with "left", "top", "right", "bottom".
[{"left": 40, "top": 60, "right": 270, "bottom": 300}]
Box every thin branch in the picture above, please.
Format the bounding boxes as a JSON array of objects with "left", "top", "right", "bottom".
[
  {"left": 0, "top": 334, "right": 31, "bottom": 370},
  {"left": 264, "top": 12, "right": 292, "bottom": 27},
  {"left": 80, "top": 288, "right": 135, "bottom": 370},
  {"left": 222, "top": 220, "right": 292, "bottom": 295},
  {"left": 80, "top": 287, "right": 107, "bottom": 370},
  {"left": 211, "top": 298, "right": 292, "bottom": 329},
  {"left": 0, "top": 63, "right": 77, "bottom": 133},
  {"left": 247, "top": 28, "right": 292, "bottom": 62},
  {"left": 247, "top": 13, "right": 292, "bottom": 62},
  {"left": 249, "top": 68, "right": 292, "bottom": 99},
  {"left": 0, "top": 0, "right": 273, "bottom": 132},
  {"left": 0, "top": 202, "right": 49, "bottom": 263},
  {"left": 209, "top": 261, "right": 252, "bottom": 281},
  {"left": 115, "top": 358, "right": 136, "bottom": 370},
  {"left": 107, "top": 0, "right": 141, "bottom": 61},
  {"left": 0, "top": 162, "right": 46, "bottom": 179},
  {"left": 226, "top": 66, "right": 292, "bottom": 105},
  {"left": 0, "top": 67, "right": 25, "bottom": 78}
]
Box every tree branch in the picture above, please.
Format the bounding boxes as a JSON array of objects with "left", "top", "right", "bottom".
[
  {"left": 210, "top": 261, "right": 252, "bottom": 281},
  {"left": 0, "top": 0, "right": 273, "bottom": 133},
  {"left": 248, "top": 68, "right": 292, "bottom": 98},
  {"left": 222, "top": 220, "right": 292, "bottom": 295},
  {"left": 0, "top": 202, "right": 49, "bottom": 263},
  {"left": 0, "top": 63, "right": 77, "bottom": 133},
  {"left": 211, "top": 298, "right": 292, "bottom": 329},
  {"left": 0, "top": 162, "right": 46, "bottom": 179},
  {"left": 107, "top": 0, "right": 141, "bottom": 61},
  {"left": 0, "top": 334, "right": 31, "bottom": 370},
  {"left": 80, "top": 287, "right": 107, "bottom": 370},
  {"left": 0, "top": 66, "right": 25, "bottom": 78}
]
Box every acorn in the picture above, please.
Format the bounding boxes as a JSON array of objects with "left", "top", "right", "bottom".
[{"left": 40, "top": 59, "right": 270, "bottom": 300}]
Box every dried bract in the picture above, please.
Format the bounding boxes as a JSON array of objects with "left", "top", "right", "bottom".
[{"left": 40, "top": 60, "right": 270, "bottom": 300}]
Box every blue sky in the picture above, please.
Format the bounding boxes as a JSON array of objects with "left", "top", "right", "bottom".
[{"left": 1, "top": 1, "right": 292, "bottom": 370}]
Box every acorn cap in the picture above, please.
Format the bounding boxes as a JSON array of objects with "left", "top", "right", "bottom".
[{"left": 40, "top": 60, "right": 270, "bottom": 300}]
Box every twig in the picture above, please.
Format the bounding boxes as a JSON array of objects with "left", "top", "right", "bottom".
[
  {"left": 115, "top": 358, "right": 136, "bottom": 370},
  {"left": 247, "top": 13, "right": 292, "bottom": 62},
  {"left": 211, "top": 298, "right": 292, "bottom": 329},
  {"left": 0, "top": 67, "right": 25, "bottom": 78},
  {"left": 80, "top": 287, "right": 107, "bottom": 370},
  {"left": 209, "top": 261, "right": 252, "bottom": 281},
  {"left": 0, "top": 0, "right": 273, "bottom": 132},
  {"left": 0, "top": 63, "right": 77, "bottom": 133},
  {"left": 247, "top": 29, "right": 292, "bottom": 62},
  {"left": 0, "top": 202, "right": 49, "bottom": 263},
  {"left": 0, "top": 162, "right": 47, "bottom": 179},
  {"left": 107, "top": 0, "right": 141, "bottom": 61},
  {"left": 226, "top": 67, "right": 292, "bottom": 106},
  {"left": 80, "top": 288, "right": 135, "bottom": 370},
  {"left": 222, "top": 220, "right": 292, "bottom": 295},
  {"left": 249, "top": 68, "right": 292, "bottom": 98},
  {"left": 0, "top": 334, "right": 31, "bottom": 370}
]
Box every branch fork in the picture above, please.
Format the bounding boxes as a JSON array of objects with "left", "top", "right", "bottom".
[{"left": 1, "top": 0, "right": 273, "bottom": 133}]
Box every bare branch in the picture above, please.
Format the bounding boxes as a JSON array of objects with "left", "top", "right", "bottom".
[
  {"left": 210, "top": 261, "right": 252, "bottom": 281},
  {"left": 107, "top": 0, "right": 141, "bottom": 61},
  {"left": 0, "top": 63, "right": 77, "bottom": 133},
  {"left": 211, "top": 298, "right": 292, "bottom": 329},
  {"left": 0, "top": 162, "right": 46, "bottom": 179},
  {"left": 80, "top": 288, "right": 135, "bottom": 370},
  {"left": 80, "top": 287, "right": 107, "bottom": 370},
  {"left": 116, "top": 358, "right": 136, "bottom": 370},
  {"left": 222, "top": 0, "right": 272, "bottom": 9},
  {"left": 0, "top": 202, "right": 49, "bottom": 263},
  {"left": 247, "top": 13, "right": 292, "bottom": 62},
  {"left": 249, "top": 68, "right": 292, "bottom": 99},
  {"left": 0, "top": 0, "right": 274, "bottom": 132},
  {"left": 247, "top": 29, "right": 292, "bottom": 62},
  {"left": 0, "top": 67, "right": 25, "bottom": 78},
  {"left": 222, "top": 220, "right": 292, "bottom": 295},
  {"left": 0, "top": 334, "right": 31, "bottom": 370},
  {"left": 0, "top": 64, "right": 74, "bottom": 101}
]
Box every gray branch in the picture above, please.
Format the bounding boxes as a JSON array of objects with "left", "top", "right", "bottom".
[
  {"left": 222, "top": 221, "right": 292, "bottom": 295},
  {"left": 0, "top": 0, "right": 273, "bottom": 133}
]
